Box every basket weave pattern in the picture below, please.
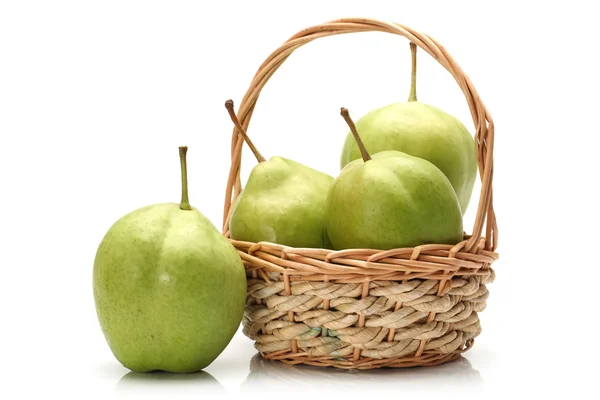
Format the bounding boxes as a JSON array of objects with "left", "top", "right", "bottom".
[{"left": 223, "top": 18, "right": 498, "bottom": 369}]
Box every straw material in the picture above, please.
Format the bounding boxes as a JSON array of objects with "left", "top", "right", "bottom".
[{"left": 223, "top": 18, "right": 498, "bottom": 369}]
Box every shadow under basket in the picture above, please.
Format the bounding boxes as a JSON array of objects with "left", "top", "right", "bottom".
[{"left": 222, "top": 18, "right": 499, "bottom": 370}]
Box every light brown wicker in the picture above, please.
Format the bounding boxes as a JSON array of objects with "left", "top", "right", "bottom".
[{"left": 222, "top": 18, "right": 498, "bottom": 370}]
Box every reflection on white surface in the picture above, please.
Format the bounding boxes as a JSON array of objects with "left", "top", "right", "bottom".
[
  {"left": 241, "top": 354, "right": 484, "bottom": 393},
  {"left": 115, "top": 370, "right": 227, "bottom": 398}
]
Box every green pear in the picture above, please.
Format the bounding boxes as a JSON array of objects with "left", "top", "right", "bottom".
[
  {"left": 93, "top": 147, "right": 246, "bottom": 373},
  {"left": 230, "top": 156, "right": 334, "bottom": 248},
  {"left": 340, "top": 43, "right": 477, "bottom": 214},
  {"left": 225, "top": 100, "right": 334, "bottom": 248},
  {"left": 326, "top": 109, "right": 463, "bottom": 250}
]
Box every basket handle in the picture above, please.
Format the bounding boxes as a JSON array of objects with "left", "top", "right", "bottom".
[{"left": 223, "top": 18, "right": 497, "bottom": 253}]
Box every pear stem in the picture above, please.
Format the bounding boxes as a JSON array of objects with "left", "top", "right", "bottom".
[
  {"left": 178, "top": 146, "right": 192, "bottom": 211},
  {"left": 340, "top": 107, "right": 371, "bottom": 162},
  {"left": 225, "top": 100, "right": 266, "bottom": 163},
  {"left": 408, "top": 42, "right": 418, "bottom": 102}
]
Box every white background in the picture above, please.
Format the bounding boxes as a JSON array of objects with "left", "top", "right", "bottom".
[{"left": 1, "top": 0, "right": 598, "bottom": 398}]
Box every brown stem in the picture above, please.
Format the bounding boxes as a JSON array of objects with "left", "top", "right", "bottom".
[
  {"left": 340, "top": 107, "right": 371, "bottom": 162},
  {"left": 408, "top": 42, "right": 418, "bottom": 102},
  {"left": 225, "top": 99, "right": 266, "bottom": 163},
  {"left": 178, "top": 146, "right": 191, "bottom": 210}
]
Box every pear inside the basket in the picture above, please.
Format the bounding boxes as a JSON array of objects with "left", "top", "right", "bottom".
[
  {"left": 339, "top": 43, "right": 478, "bottom": 215},
  {"left": 324, "top": 108, "right": 463, "bottom": 250},
  {"left": 225, "top": 100, "right": 334, "bottom": 248}
]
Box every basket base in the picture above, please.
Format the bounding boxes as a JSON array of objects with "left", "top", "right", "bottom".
[{"left": 256, "top": 339, "right": 474, "bottom": 370}]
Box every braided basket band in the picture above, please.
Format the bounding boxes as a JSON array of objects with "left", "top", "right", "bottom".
[
  {"left": 243, "top": 269, "right": 494, "bottom": 369},
  {"left": 221, "top": 18, "right": 499, "bottom": 369}
]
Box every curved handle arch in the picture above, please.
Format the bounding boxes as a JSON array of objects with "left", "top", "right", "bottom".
[{"left": 223, "top": 18, "right": 496, "bottom": 252}]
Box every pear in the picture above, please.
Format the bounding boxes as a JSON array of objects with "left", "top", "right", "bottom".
[
  {"left": 93, "top": 147, "right": 247, "bottom": 373},
  {"left": 326, "top": 109, "right": 463, "bottom": 250},
  {"left": 225, "top": 100, "right": 334, "bottom": 248},
  {"left": 339, "top": 43, "right": 478, "bottom": 214}
]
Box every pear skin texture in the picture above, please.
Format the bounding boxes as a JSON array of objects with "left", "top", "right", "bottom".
[
  {"left": 340, "top": 102, "right": 478, "bottom": 214},
  {"left": 93, "top": 203, "right": 247, "bottom": 373},
  {"left": 326, "top": 151, "right": 463, "bottom": 250},
  {"left": 229, "top": 156, "right": 334, "bottom": 248}
]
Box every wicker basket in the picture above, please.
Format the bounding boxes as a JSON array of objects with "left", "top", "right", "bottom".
[{"left": 222, "top": 18, "right": 498, "bottom": 370}]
